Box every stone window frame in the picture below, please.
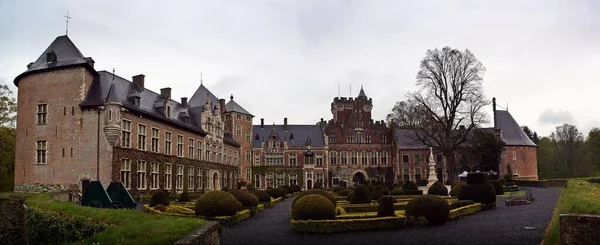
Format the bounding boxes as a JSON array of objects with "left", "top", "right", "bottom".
[
  {"left": 120, "top": 158, "right": 132, "bottom": 189},
  {"left": 347, "top": 134, "right": 354, "bottom": 143},
  {"left": 164, "top": 163, "right": 172, "bottom": 190},
  {"left": 188, "top": 137, "right": 194, "bottom": 159},
  {"left": 254, "top": 174, "right": 261, "bottom": 188},
  {"left": 351, "top": 151, "right": 358, "bottom": 165},
  {"left": 266, "top": 172, "right": 275, "bottom": 188},
  {"left": 329, "top": 151, "right": 337, "bottom": 165},
  {"left": 340, "top": 151, "right": 348, "bottom": 165},
  {"left": 512, "top": 151, "right": 516, "bottom": 160},
  {"left": 361, "top": 151, "right": 368, "bottom": 165},
  {"left": 151, "top": 127, "right": 160, "bottom": 153},
  {"left": 382, "top": 135, "right": 387, "bottom": 144},
  {"left": 36, "top": 104, "right": 48, "bottom": 124},
  {"left": 289, "top": 154, "right": 297, "bottom": 166},
  {"left": 246, "top": 116, "right": 252, "bottom": 122},
  {"left": 236, "top": 114, "right": 242, "bottom": 120},
  {"left": 176, "top": 135, "right": 184, "bottom": 157},
  {"left": 289, "top": 174, "right": 298, "bottom": 186},
  {"left": 246, "top": 167, "right": 252, "bottom": 181},
  {"left": 175, "top": 165, "right": 184, "bottom": 190},
  {"left": 315, "top": 174, "right": 324, "bottom": 183},
  {"left": 137, "top": 160, "right": 147, "bottom": 190},
  {"left": 236, "top": 125, "right": 242, "bottom": 136},
  {"left": 402, "top": 154, "right": 409, "bottom": 163},
  {"left": 380, "top": 151, "right": 388, "bottom": 164},
  {"left": 197, "top": 168, "right": 203, "bottom": 191},
  {"left": 332, "top": 177, "right": 340, "bottom": 186},
  {"left": 188, "top": 166, "right": 195, "bottom": 190},
  {"left": 150, "top": 162, "right": 159, "bottom": 190},
  {"left": 36, "top": 140, "right": 48, "bottom": 164},
  {"left": 245, "top": 130, "right": 251, "bottom": 142},
  {"left": 365, "top": 134, "right": 372, "bottom": 144},
  {"left": 245, "top": 149, "right": 251, "bottom": 162},
  {"left": 276, "top": 172, "right": 285, "bottom": 187},
  {"left": 370, "top": 151, "right": 378, "bottom": 165},
  {"left": 329, "top": 134, "right": 336, "bottom": 144},
  {"left": 164, "top": 131, "right": 172, "bottom": 155},
  {"left": 137, "top": 124, "right": 147, "bottom": 151},
  {"left": 315, "top": 154, "right": 324, "bottom": 166},
  {"left": 121, "top": 119, "right": 132, "bottom": 148},
  {"left": 254, "top": 153, "right": 261, "bottom": 166}
]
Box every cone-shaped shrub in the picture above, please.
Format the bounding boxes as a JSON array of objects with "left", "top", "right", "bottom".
[
  {"left": 402, "top": 181, "right": 419, "bottom": 191},
  {"left": 405, "top": 195, "right": 449, "bottom": 226},
  {"left": 195, "top": 190, "right": 243, "bottom": 217},
  {"left": 377, "top": 196, "right": 396, "bottom": 217},
  {"left": 251, "top": 190, "right": 271, "bottom": 203},
  {"left": 350, "top": 185, "right": 371, "bottom": 204},
  {"left": 458, "top": 184, "right": 497, "bottom": 210},
  {"left": 427, "top": 181, "right": 449, "bottom": 196},
  {"left": 292, "top": 194, "right": 335, "bottom": 221}
]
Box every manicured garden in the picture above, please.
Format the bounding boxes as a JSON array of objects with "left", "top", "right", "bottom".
[{"left": 543, "top": 177, "right": 600, "bottom": 244}]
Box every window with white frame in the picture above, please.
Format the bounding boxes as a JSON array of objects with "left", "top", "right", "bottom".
[
  {"left": 188, "top": 166, "right": 194, "bottom": 189},
  {"left": 333, "top": 177, "right": 340, "bottom": 186},
  {"left": 236, "top": 125, "right": 241, "bottom": 136},
  {"left": 316, "top": 154, "right": 324, "bottom": 166},
  {"left": 121, "top": 120, "right": 131, "bottom": 148},
  {"left": 150, "top": 162, "right": 159, "bottom": 189},
  {"left": 36, "top": 104, "right": 47, "bottom": 124},
  {"left": 316, "top": 174, "right": 324, "bottom": 183},
  {"left": 382, "top": 135, "right": 387, "bottom": 143},
  {"left": 36, "top": 140, "right": 47, "bottom": 164},
  {"left": 329, "top": 134, "right": 336, "bottom": 143},
  {"left": 361, "top": 151, "right": 368, "bottom": 165},
  {"left": 289, "top": 154, "right": 297, "bottom": 166},
  {"left": 165, "top": 132, "right": 172, "bottom": 155},
  {"left": 120, "top": 159, "right": 131, "bottom": 189},
  {"left": 245, "top": 149, "right": 251, "bottom": 162},
  {"left": 380, "top": 151, "right": 388, "bottom": 164},
  {"left": 164, "top": 163, "right": 172, "bottom": 189},
  {"left": 177, "top": 135, "right": 184, "bottom": 157},
  {"left": 137, "top": 124, "right": 147, "bottom": 151},
  {"left": 246, "top": 167, "right": 251, "bottom": 181},
  {"left": 266, "top": 172, "right": 274, "bottom": 188},
  {"left": 289, "top": 174, "right": 297, "bottom": 185},
  {"left": 245, "top": 130, "right": 251, "bottom": 142},
  {"left": 197, "top": 168, "right": 203, "bottom": 190},
  {"left": 137, "top": 160, "right": 146, "bottom": 189},
  {"left": 254, "top": 154, "right": 260, "bottom": 166},
  {"left": 365, "top": 134, "right": 372, "bottom": 143},
  {"left": 188, "top": 138, "right": 194, "bottom": 159},
  {"left": 351, "top": 151, "right": 358, "bottom": 165},
  {"left": 151, "top": 127, "right": 159, "bottom": 153},
  {"left": 329, "top": 151, "right": 337, "bottom": 165},
  {"left": 371, "top": 151, "right": 378, "bottom": 165},
  {"left": 176, "top": 165, "right": 184, "bottom": 190},
  {"left": 255, "top": 174, "right": 261, "bottom": 188},
  {"left": 340, "top": 151, "right": 347, "bottom": 165},
  {"left": 276, "top": 173, "right": 285, "bottom": 187},
  {"left": 205, "top": 143, "right": 211, "bottom": 162},
  {"left": 266, "top": 153, "right": 284, "bottom": 165},
  {"left": 512, "top": 151, "right": 516, "bottom": 160}
]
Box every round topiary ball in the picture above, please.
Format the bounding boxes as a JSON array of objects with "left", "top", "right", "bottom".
[
  {"left": 229, "top": 190, "right": 259, "bottom": 208},
  {"left": 402, "top": 181, "right": 419, "bottom": 191},
  {"left": 292, "top": 189, "right": 336, "bottom": 208},
  {"left": 371, "top": 185, "right": 385, "bottom": 200},
  {"left": 449, "top": 181, "right": 466, "bottom": 197},
  {"left": 292, "top": 194, "right": 336, "bottom": 221},
  {"left": 266, "top": 188, "right": 286, "bottom": 199},
  {"left": 405, "top": 195, "right": 450, "bottom": 225},
  {"left": 179, "top": 191, "right": 190, "bottom": 202},
  {"left": 338, "top": 189, "right": 353, "bottom": 196},
  {"left": 195, "top": 190, "right": 243, "bottom": 217},
  {"left": 251, "top": 190, "right": 272, "bottom": 203},
  {"left": 350, "top": 185, "right": 371, "bottom": 204},
  {"left": 313, "top": 182, "right": 324, "bottom": 189},
  {"left": 150, "top": 190, "right": 170, "bottom": 207},
  {"left": 427, "top": 181, "right": 449, "bottom": 196}
]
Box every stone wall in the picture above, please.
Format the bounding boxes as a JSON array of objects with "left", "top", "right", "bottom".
[
  {"left": 560, "top": 214, "right": 600, "bottom": 244},
  {"left": 173, "top": 221, "right": 220, "bottom": 245},
  {"left": 14, "top": 183, "right": 70, "bottom": 193}
]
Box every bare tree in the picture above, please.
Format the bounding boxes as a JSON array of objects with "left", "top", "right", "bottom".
[
  {"left": 0, "top": 85, "right": 17, "bottom": 127},
  {"left": 408, "top": 47, "right": 489, "bottom": 180},
  {"left": 385, "top": 99, "right": 427, "bottom": 129}
]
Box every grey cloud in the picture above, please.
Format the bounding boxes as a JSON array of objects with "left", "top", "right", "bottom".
[{"left": 538, "top": 109, "right": 575, "bottom": 125}]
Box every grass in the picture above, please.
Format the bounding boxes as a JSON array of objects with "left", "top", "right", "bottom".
[
  {"left": 5, "top": 192, "right": 206, "bottom": 245},
  {"left": 543, "top": 177, "right": 600, "bottom": 245}
]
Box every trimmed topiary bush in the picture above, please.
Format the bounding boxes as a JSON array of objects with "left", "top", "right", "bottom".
[
  {"left": 332, "top": 186, "right": 343, "bottom": 193},
  {"left": 405, "top": 195, "right": 450, "bottom": 226},
  {"left": 467, "top": 172, "right": 489, "bottom": 185},
  {"left": 179, "top": 192, "right": 190, "bottom": 202},
  {"left": 449, "top": 200, "right": 475, "bottom": 210},
  {"left": 338, "top": 189, "right": 353, "bottom": 196},
  {"left": 266, "top": 188, "right": 286, "bottom": 200},
  {"left": 221, "top": 186, "right": 230, "bottom": 192},
  {"left": 390, "top": 189, "right": 403, "bottom": 195},
  {"left": 290, "top": 184, "right": 301, "bottom": 193},
  {"left": 313, "top": 182, "right": 324, "bottom": 189},
  {"left": 489, "top": 180, "right": 504, "bottom": 195},
  {"left": 252, "top": 190, "right": 271, "bottom": 203},
  {"left": 371, "top": 185, "right": 385, "bottom": 200},
  {"left": 292, "top": 189, "right": 336, "bottom": 208},
  {"left": 444, "top": 179, "right": 454, "bottom": 186},
  {"left": 150, "top": 190, "right": 170, "bottom": 207},
  {"left": 246, "top": 183, "right": 256, "bottom": 192},
  {"left": 458, "top": 184, "right": 497, "bottom": 210},
  {"left": 449, "top": 181, "right": 466, "bottom": 197},
  {"left": 350, "top": 185, "right": 371, "bottom": 204},
  {"left": 402, "top": 181, "right": 419, "bottom": 191},
  {"left": 292, "top": 194, "right": 336, "bottom": 221},
  {"left": 229, "top": 190, "right": 259, "bottom": 208},
  {"left": 195, "top": 191, "right": 243, "bottom": 217},
  {"left": 237, "top": 180, "right": 248, "bottom": 190},
  {"left": 153, "top": 204, "right": 167, "bottom": 212},
  {"left": 346, "top": 192, "right": 354, "bottom": 201},
  {"left": 377, "top": 196, "right": 396, "bottom": 217},
  {"left": 427, "top": 181, "right": 449, "bottom": 196}
]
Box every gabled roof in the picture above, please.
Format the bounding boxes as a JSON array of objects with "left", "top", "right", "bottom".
[
  {"left": 252, "top": 125, "right": 325, "bottom": 148},
  {"left": 225, "top": 95, "right": 253, "bottom": 116},
  {"left": 496, "top": 110, "right": 537, "bottom": 147},
  {"left": 14, "top": 35, "right": 95, "bottom": 86}
]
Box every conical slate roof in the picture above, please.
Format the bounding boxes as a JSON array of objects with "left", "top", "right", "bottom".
[
  {"left": 357, "top": 85, "right": 368, "bottom": 99},
  {"left": 495, "top": 110, "right": 537, "bottom": 147}
]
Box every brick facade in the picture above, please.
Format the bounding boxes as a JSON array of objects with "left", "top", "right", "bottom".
[
  {"left": 224, "top": 108, "right": 253, "bottom": 182},
  {"left": 500, "top": 146, "right": 538, "bottom": 180}
]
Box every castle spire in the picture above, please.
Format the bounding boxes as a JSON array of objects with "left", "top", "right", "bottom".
[{"left": 357, "top": 85, "right": 367, "bottom": 99}]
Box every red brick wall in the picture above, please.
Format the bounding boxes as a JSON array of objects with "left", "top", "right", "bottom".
[
  {"left": 501, "top": 146, "right": 538, "bottom": 180},
  {"left": 224, "top": 112, "right": 253, "bottom": 182}
]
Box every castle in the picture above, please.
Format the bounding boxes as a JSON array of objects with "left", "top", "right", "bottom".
[{"left": 13, "top": 35, "right": 538, "bottom": 194}]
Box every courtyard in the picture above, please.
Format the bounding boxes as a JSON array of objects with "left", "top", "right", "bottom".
[{"left": 221, "top": 187, "right": 561, "bottom": 245}]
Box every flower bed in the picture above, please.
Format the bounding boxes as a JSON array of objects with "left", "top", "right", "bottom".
[
  {"left": 291, "top": 215, "right": 407, "bottom": 233},
  {"left": 448, "top": 203, "right": 483, "bottom": 220},
  {"left": 204, "top": 209, "right": 251, "bottom": 226}
]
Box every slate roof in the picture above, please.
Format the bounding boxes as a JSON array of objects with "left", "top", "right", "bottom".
[
  {"left": 14, "top": 35, "right": 95, "bottom": 86},
  {"left": 252, "top": 125, "right": 325, "bottom": 148},
  {"left": 225, "top": 95, "right": 253, "bottom": 116},
  {"left": 357, "top": 85, "right": 368, "bottom": 99},
  {"left": 395, "top": 129, "right": 429, "bottom": 150},
  {"left": 496, "top": 110, "right": 537, "bottom": 147},
  {"left": 188, "top": 84, "right": 219, "bottom": 110}
]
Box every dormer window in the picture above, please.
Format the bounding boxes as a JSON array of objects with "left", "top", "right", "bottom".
[
  {"left": 46, "top": 51, "right": 56, "bottom": 63},
  {"left": 134, "top": 97, "right": 140, "bottom": 107},
  {"left": 166, "top": 105, "right": 171, "bottom": 118}
]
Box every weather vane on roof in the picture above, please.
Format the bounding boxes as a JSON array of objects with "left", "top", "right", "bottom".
[
  {"left": 200, "top": 72, "right": 203, "bottom": 85},
  {"left": 63, "top": 12, "right": 71, "bottom": 36}
]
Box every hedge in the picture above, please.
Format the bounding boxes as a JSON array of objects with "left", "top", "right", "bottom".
[
  {"left": 448, "top": 203, "right": 483, "bottom": 220},
  {"left": 467, "top": 172, "right": 489, "bottom": 185},
  {"left": 292, "top": 194, "right": 336, "bottom": 221},
  {"left": 448, "top": 200, "right": 475, "bottom": 210},
  {"left": 340, "top": 202, "right": 408, "bottom": 213},
  {"left": 458, "top": 184, "right": 497, "bottom": 210},
  {"left": 290, "top": 216, "right": 407, "bottom": 233},
  {"left": 205, "top": 209, "right": 252, "bottom": 226},
  {"left": 26, "top": 208, "right": 107, "bottom": 244},
  {"left": 401, "top": 190, "right": 423, "bottom": 195}
]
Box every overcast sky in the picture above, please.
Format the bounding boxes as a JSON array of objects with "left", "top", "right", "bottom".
[{"left": 1, "top": 0, "right": 598, "bottom": 137}]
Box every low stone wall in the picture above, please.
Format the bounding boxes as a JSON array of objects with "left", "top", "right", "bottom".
[
  {"left": 0, "top": 197, "right": 28, "bottom": 245},
  {"left": 173, "top": 221, "right": 220, "bottom": 245},
  {"left": 14, "top": 183, "right": 70, "bottom": 193},
  {"left": 560, "top": 214, "right": 600, "bottom": 244}
]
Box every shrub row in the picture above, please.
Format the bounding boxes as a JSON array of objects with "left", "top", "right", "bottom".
[
  {"left": 26, "top": 208, "right": 107, "bottom": 245},
  {"left": 457, "top": 184, "right": 497, "bottom": 210},
  {"left": 427, "top": 182, "right": 448, "bottom": 196},
  {"left": 290, "top": 216, "right": 407, "bottom": 233},
  {"left": 205, "top": 209, "right": 252, "bottom": 227},
  {"left": 340, "top": 202, "right": 408, "bottom": 213},
  {"left": 449, "top": 200, "right": 475, "bottom": 210},
  {"left": 448, "top": 203, "right": 482, "bottom": 220}
]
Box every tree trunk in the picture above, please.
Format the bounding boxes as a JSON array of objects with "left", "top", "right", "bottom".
[{"left": 444, "top": 151, "right": 457, "bottom": 181}]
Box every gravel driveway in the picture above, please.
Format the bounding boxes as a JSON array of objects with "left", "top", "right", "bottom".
[{"left": 221, "top": 187, "right": 561, "bottom": 245}]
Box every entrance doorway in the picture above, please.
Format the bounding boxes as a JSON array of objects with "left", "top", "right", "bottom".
[
  {"left": 352, "top": 172, "right": 366, "bottom": 186},
  {"left": 306, "top": 179, "right": 312, "bottom": 189}
]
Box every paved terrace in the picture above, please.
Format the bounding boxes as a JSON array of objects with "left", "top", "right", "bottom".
[{"left": 221, "top": 187, "right": 561, "bottom": 245}]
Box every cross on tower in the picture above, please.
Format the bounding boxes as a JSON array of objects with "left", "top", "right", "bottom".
[{"left": 63, "top": 12, "right": 71, "bottom": 36}]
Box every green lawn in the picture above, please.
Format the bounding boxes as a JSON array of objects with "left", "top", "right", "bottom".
[
  {"left": 4, "top": 193, "right": 205, "bottom": 245},
  {"left": 543, "top": 178, "right": 600, "bottom": 245}
]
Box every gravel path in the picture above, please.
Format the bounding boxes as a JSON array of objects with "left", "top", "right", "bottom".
[{"left": 221, "top": 187, "right": 561, "bottom": 245}]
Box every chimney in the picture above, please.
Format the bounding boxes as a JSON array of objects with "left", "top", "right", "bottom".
[
  {"left": 160, "top": 87, "right": 171, "bottom": 100},
  {"left": 492, "top": 97, "right": 497, "bottom": 128},
  {"left": 84, "top": 57, "right": 95, "bottom": 68},
  {"left": 284, "top": 117, "right": 288, "bottom": 129},
  {"left": 181, "top": 97, "right": 188, "bottom": 107},
  {"left": 219, "top": 99, "right": 226, "bottom": 114},
  {"left": 133, "top": 74, "right": 145, "bottom": 90},
  {"left": 261, "top": 118, "right": 264, "bottom": 128}
]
